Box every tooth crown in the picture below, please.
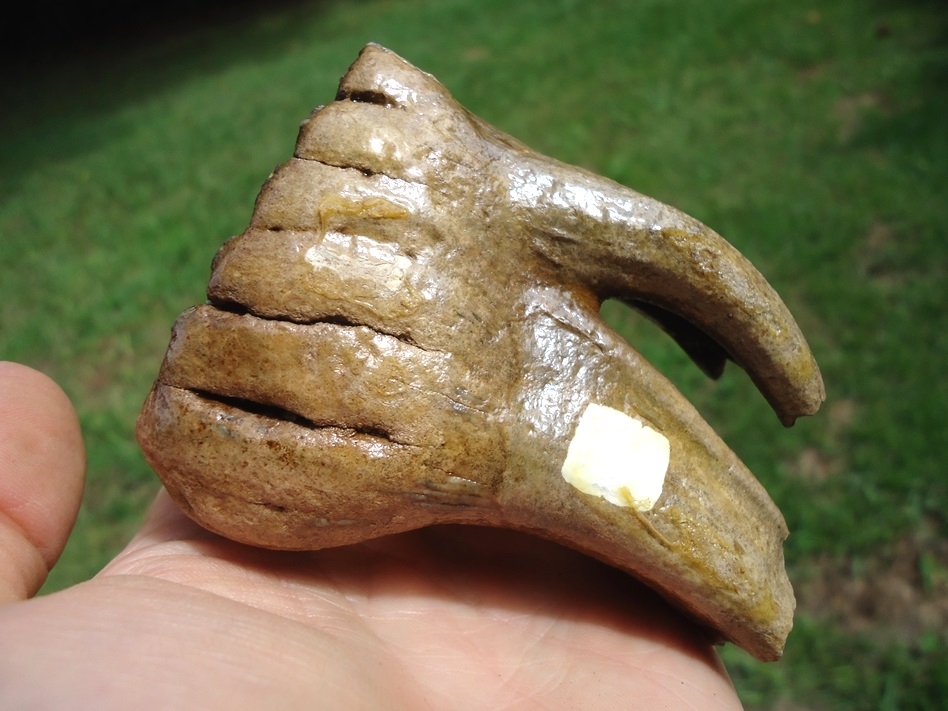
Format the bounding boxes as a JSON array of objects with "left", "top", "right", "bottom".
[{"left": 137, "top": 44, "right": 824, "bottom": 662}]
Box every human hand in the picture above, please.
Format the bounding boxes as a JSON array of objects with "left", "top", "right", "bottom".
[{"left": 0, "top": 362, "right": 742, "bottom": 709}]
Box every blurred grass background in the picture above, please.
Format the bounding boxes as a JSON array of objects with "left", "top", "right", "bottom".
[{"left": 2, "top": 0, "right": 946, "bottom": 707}]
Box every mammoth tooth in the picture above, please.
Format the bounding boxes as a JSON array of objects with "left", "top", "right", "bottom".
[{"left": 137, "top": 44, "right": 825, "bottom": 662}]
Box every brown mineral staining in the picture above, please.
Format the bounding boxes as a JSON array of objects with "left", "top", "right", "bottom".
[{"left": 138, "top": 44, "right": 824, "bottom": 661}]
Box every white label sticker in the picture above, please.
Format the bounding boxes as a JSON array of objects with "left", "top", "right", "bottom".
[{"left": 561, "top": 403, "right": 669, "bottom": 512}]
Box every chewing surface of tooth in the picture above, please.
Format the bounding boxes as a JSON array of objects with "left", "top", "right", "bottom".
[{"left": 138, "top": 43, "right": 824, "bottom": 662}]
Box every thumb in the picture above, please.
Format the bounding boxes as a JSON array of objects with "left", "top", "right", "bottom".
[{"left": 0, "top": 362, "right": 85, "bottom": 602}]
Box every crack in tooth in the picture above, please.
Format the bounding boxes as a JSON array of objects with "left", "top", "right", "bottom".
[
  {"left": 205, "top": 297, "right": 436, "bottom": 352},
  {"left": 188, "top": 389, "right": 313, "bottom": 428},
  {"left": 290, "top": 151, "right": 425, "bottom": 187},
  {"left": 185, "top": 388, "right": 415, "bottom": 447},
  {"left": 337, "top": 88, "right": 395, "bottom": 108}
]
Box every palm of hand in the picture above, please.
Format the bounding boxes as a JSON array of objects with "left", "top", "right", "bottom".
[{"left": 0, "top": 363, "right": 740, "bottom": 709}]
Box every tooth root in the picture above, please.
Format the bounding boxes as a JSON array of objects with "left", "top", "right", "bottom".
[
  {"left": 501, "top": 288, "right": 794, "bottom": 660},
  {"left": 503, "top": 157, "right": 825, "bottom": 425},
  {"left": 137, "top": 383, "right": 505, "bottom": 550}
]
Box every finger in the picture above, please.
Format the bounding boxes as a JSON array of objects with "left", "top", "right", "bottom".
[{"left": 0, "top": 362, "right": 85, "bottom": 602}]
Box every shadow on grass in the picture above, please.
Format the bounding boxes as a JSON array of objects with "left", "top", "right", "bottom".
[
  {"left": 1, "top": 0, "right": 358, "bottom": 188},
  {"left": 3, "top": 0, "right": 330, "bottom": 70}
]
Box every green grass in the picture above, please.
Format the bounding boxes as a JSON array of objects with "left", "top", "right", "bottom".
[{"left": 2, "top": 0, "right": 946, "bottom": 707}]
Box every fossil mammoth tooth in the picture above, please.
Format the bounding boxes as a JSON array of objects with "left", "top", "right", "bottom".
[{"left": 137, "top": 44, "right": 824, "bottom": 662}]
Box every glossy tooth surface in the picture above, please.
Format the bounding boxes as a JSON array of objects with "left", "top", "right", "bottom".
[{"left": 138, "top": 44, "right": 824, "bottom": 662}]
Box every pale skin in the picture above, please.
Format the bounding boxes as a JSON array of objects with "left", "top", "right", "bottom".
[{"left": 0, "top": 361, "right": 743, "bottom": 709}]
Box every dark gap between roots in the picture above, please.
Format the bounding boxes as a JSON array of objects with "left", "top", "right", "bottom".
[
  {"left": 207, "top": 298, "right": 249, "bottom": 315},
  {"left": 191, "top": 389, "right": 407, "bottom": 445},
  {"left": 205, "top": 298, "right": 430, "bottom": 351},
  {"left": 193, "top": 389, "right": 311, "bottom": 427},
  {"left": 338, "top": 88, "right": 394, "bottom": 107}
]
